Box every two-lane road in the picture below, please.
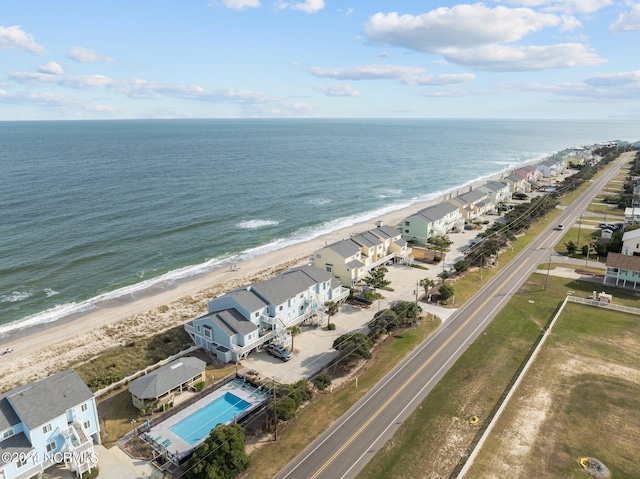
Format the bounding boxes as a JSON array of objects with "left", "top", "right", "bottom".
[{"left": 275, "top": 153, "right": 632, "bottom": 479}]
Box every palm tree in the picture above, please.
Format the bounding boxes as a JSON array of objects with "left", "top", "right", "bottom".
[{"left": 419, "top": 278, "right": 436, "bottom": 301}]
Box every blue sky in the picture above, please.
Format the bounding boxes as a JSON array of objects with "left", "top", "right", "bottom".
[{"left": 1, "top": 0, "right": 640, "bottom": 120}]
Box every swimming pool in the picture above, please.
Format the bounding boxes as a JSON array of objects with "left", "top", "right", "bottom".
[{"left": 170, "top": 392, "right": 251, "bottom": 445}]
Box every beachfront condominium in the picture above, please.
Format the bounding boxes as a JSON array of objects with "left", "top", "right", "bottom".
[
  {"left": 313, "top": 225, "right": 412, "bottom": 287},
  {"left": 184, "top": 265, "right": 349, "bottom": 363},
  {"left": 0, "top": 370, "right": 100, "bottom": 479}
]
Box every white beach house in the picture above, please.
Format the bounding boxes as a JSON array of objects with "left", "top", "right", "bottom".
[
  {"left": 477, "top": 180, "right": 511, "bottom": 210},
  {"left": 184, "top": 265, "right": 349, "bottom": 362},
  {"left": 0, "top": 371, "right": 100, "bottom": 479}
]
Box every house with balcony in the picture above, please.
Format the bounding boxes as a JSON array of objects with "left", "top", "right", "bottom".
[
  {"left": 477, "top": 181, "right": 511, "bottom": 210},
  {"left": 513, "top": 165, "right": 539, "bottom": 183},
  {"left": 603, "top": 253, "right": 640, "bottom": 289},
  {"left": 0, "top": 371, "right": 100, "bottom": 479},
  {"left": 314, "top": 225, "right": 412, "bottom": 287},
  {"left": 313, "top": 239, "right": 365, "bottom": 287},
  {"left": 536, "top": 159, "right": 564, "bottom": 178},
  {"left": 624, "top": 207, "right": 640, "bottom": 226},
  {"left": 402, "top": 202, "right": 463, "bottom": 246},
  {"left": 502, "top": 173, "right": 530, "bottom": 193},
  {"left": 447, "top": 189, "right": 490, "bottom": 221},
  {"left": 184, "top": 265, "right": 349, "bottom": 363},
  {"left": 620, "top": 229, "right": 640, "bottom": 256}
]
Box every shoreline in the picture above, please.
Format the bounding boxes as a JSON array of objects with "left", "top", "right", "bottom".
[{"left": 0, "top": 161, "right": 538, "bottom": 392}]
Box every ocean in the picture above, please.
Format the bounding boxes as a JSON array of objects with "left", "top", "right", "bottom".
[{"left": 1, "top": 119, "right": 639, "bottom": 338}]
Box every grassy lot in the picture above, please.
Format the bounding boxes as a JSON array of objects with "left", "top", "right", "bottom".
[
  {"left": 357, "top": 273, "right": 640, "bottom": 479},
  {"left": 466, "top": 302, "right": 640, "bottom": 478},
  {"left": 242, "top": 317, "right": 441, "bottom": 479},
  {"left": 536, "top": 262, "right": 605, "bottom": 274},
  {"left": 553, "top": 227, "right": 603, "bottom": 257},
  {"left": 75, "top": 325, "right": 194, "bottom": 391}
]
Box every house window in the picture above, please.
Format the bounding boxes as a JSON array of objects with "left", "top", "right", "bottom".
[
  {"left": 255, "top": 312, "right": 259, "bottom": 318},
  {"left": 81, "top": 403, "right": 88, "bottom": 412},
  {"left": 196, "top": 325, "right": 201, "bottom": 333},
  {"left": 203, "top": 328, "right": 212, "bottom": 339},
  {"left": 316, "top": 253, "right": 321, "bottom": 258},
  {"left": 18, "top": 456, "right": 28, "bottom": 468},
  {"left": 300, "top": 294, "right": 303, "bottom": 299},
  {"left": 84, "top": 421, "right": 91, "bottom": 430},
  {"left": 46, "top": 441, "right": 56, "bottom": 453},
  {"left": 2, "top": 427, "right": 14, "bottom": 439},
  {"left": 42, "top": 423, "right": 52, "bottom": 434},
  {"left": 278, "top": 305, "right": 283, "bottom": 311}
]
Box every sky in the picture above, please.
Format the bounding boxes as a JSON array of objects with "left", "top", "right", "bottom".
[{"left": 1, "top": 0, "right": 640, "bottom": 120}]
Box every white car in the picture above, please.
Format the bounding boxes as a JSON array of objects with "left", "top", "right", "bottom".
[{"left": 265, "top": 344, "right": 292, "bottom": 362}]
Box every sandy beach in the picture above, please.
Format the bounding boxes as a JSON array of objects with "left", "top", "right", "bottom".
[{"left": 0, "top": 168, "right": 520, "bottom": 392}]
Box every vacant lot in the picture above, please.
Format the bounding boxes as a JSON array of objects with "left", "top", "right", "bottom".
[{"left": 357, "top": 274, "right": 640, "bottom": 479}]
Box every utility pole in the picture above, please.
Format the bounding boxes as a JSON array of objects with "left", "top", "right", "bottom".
[
  {"left": 415, "top": 280, "right": 419, "bottom": 321},
  {"left": 273, "top": 377, "right": 277, "bottom": 441},
  {"left": 576, "top": 214, "right": 582, "bottom": 247}
]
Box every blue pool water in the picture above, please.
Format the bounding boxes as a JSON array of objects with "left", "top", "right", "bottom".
[{"left": 171, "top": 392, "right": 251, "bottom": 445}]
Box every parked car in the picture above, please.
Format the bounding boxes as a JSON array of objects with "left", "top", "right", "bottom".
[
  {"left": 265, "top": 344, "right": 292, "bottom": 361},
  {"left": 599, "top": 223, "right": 612, "bottom": 229}
]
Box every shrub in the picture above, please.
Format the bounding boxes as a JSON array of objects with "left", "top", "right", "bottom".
[
  {"left": 312, "top": 374, "right": 332, "bottom": 391},
  {"left": 327, "top": 323, "right": 336, "bottom": 330},
  {"left": 82, "top": 467, "right": 99, "bottom": 479},
  {"left": 193, "top": 381, "right": 205, "bottom": 392}
]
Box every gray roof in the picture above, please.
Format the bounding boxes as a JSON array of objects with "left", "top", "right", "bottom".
[
  {"left": 351, "top": 231, "right": 382, "bottom": 249},
  {"left": 0, "top": 432, "right": 33, "bottom": 466},
  {"left": 370, "top": 225, "right": 401, "bottom": 240},
  {"left": 224, "top": 288, "right": 269, "bottom": 314},
  {"left": 504, "top": 173, "right": 524, "bottom": 183},
  {"left": 128, "top": 357, "right": 206, "bottom": 400},
  {"left": 204, "top": 308, "right": 258, "bottom": 336},
  {"left": 411, "top": 202, "right": 459, "bottom": 223},
  {"left": 252, "top": 265, "right": 331, "bottom": 305},
  {"left": 0, "top": 370, "right": 93, "bottom": 430},
  {"left": 458, "top": 190, "right": 486, "bottom": 203},
  {"left": 324, "top": 238, "right": 361, "bottom": 258},
  {"left": 481, "top": 180, "right": 509, "bottom": 192},
  {"left": 0, "top": 398, "right": 21, "bottom": 431},
  {"left": 346, "top": 258, "right": 364, "bottom": 269}
]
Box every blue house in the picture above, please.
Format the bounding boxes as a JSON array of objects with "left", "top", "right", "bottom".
[
  {"left": 185, "top": 265, "right": 349, "bottom": 362},
  {"left": 0, "top": 370, "right": 100, "bottom": 479}
]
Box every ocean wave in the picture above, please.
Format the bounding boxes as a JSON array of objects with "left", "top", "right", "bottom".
[
  {"left": 308, "top": 198, "right": 332, "bottom": 206},
  {"left": 44, "top": 288, "right": 59, "bottom": 297},
  {"left": 0, "top": 291, "right": 32, "bottom": 303},
  {"left": 236, "top": 219, "right": 280, "bottom": 229}
]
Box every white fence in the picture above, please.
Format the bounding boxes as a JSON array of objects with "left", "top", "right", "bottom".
[
  {"left": 93, "top": 344, "right": 201, "bottom": 398},
  {"left": 566, "top": 295, "right": 640, "bottom": 315}
]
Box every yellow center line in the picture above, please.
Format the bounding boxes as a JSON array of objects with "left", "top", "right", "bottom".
[{"left": 310, "top": 259, "right": 531, "bottom": 479}]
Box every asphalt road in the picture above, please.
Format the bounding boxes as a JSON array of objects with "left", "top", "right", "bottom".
[{"left": 274, "top": 152, "right": 632, "bottom": 479}]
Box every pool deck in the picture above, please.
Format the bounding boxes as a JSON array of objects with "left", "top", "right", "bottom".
[{"left": 143, "top": 379, "right": 269, "bottom": 462}]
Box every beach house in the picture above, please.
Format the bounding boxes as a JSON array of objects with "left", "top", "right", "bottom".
[
  {"left": 184, "top": 265, "right": 349, "bottom": 362},
  {"left": 313, "top": 225, "right": 412, "bottom": 287},
  {"left": 624, "top": 207, "right": 640, "bottom": 226},
  {"left": 128, "top": 357, "right": 206, "bottom": 411},
  {"left": 536, "top": 159, "right": 564, "bottom": 178},
  {"left": 502, "top": 173, "right": 530, "bottom": 193},
  {"left": 447, "top": 189, "right": 490, "bottom": 222},
  {"left": 477, "top": 181, "right": 511, "bottom": 210},
  {"left": 603, "top": 229, "right": 640, "bottom": 289},
  {"left": 401, "top": 202, "right": 463, "bottom": 245},
  {"left": 0, "top": 371, "right": 100, "bottom": 479}
]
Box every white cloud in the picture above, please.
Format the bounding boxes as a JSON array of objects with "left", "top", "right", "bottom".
[
  {"left": 10, "top": 71, "right": 116, "bottom": 89},
  {"left": 275, "top": 0, "right": 325, "bottom": 13},
  {"left": 610, "top": 3, "right": 640, "bottom": 32},
  {"left": 403, "top": 73, "right": 476, "bottom": 86},
  {"left": 444, "top": 43, "right": 604, "bottom": 71},
  {"left": 308, "top": 64, "right": 426, "bottom": 80},
  {"left": 364, "top": 6, "right": 576, "bottom": 53},
  {"left": 498, "top": 0, "right": 612, "bottom": 14},
  {"left": 0, "top": 25, "right": 45, "bottom": 54},
  {"left": 38, "top": 61, "right": 64, "bottom": 75},
  {"left": 221, "top": 0, "right": 261, "bottom": 9},
  {"left": 0, "top": 89, "right": 115, "bottom": 112},
  {"left": 67, "top": 46, "right": 113, "bottom": 62},
  {"left": 315, "top": 84, "right": 361, "bottom": 96}
]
